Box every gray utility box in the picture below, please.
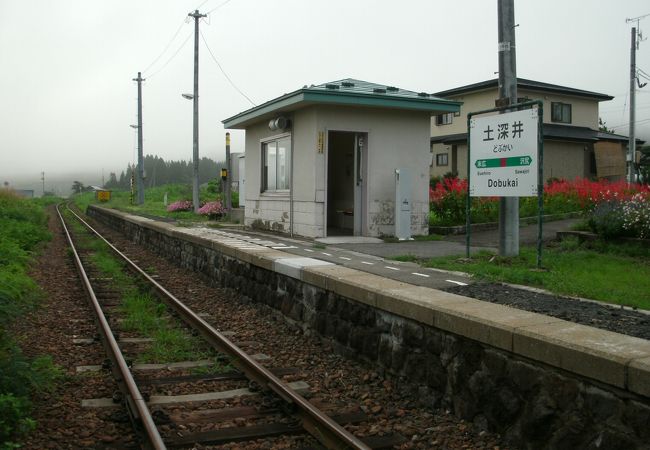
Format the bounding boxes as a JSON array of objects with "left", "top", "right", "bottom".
[{"left": 395, "top": 168, "right": 412, "bottom": 240}]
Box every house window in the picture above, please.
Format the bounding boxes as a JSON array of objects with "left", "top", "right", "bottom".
[
  {"left": 262, "top": 135, "right": 291, "bottom": 191},
  {"left": 551, "top": 102, "right": 572, "bottom": 124},
  {"left": 436, "top": 113, "right": 453, "bottom": 125},
  {"left": 436, "top": 153, "right": 449, "bottom": 166}
]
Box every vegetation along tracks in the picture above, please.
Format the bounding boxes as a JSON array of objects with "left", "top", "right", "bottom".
[{"left": 56, "top": 203, "right": 391, "bottom": 449}]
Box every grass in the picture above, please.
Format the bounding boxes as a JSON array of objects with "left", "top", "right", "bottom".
[
  {"left": 312, "top": 243, "right": 327, "bottom": 249},
  {"left": 72, "top": 184, "right": 226, "bottom": 222},
  {"left": 191, "top": 358, "right": 234, "bottom": 375},
  {"left": 423, "top": 237, "right": 650, "bottom": 310},
  {"left": 119, "top": 291, "right": 209, "bottom": 363},
  {"left": 414, "top": 234, "right": 443, "bottom": 241},
  {"left": 391, "top": 254, "right": 418, "bottom": 262},
  {"left": 0, "top": 190, "right": 63, "bottom": 446},
  {"left": 67, "top": 211, "right": 212, "bottom": 364},
  {"left": 383, "top": 234, "right": 443, "bottom": 243}
]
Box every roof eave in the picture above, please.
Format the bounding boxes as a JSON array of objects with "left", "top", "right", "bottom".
[
  {"left": 222, "top": 89, "right": 306, "bottom": 129},
  {"left": 434, "top": 79, "right": 613, "bottom": 101},
  {"left": 223, "top": 91, "right": 461, "bottom": 129}
]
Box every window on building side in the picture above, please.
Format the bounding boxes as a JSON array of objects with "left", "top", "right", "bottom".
[
  {"left": 436, "top": 113, "right": 453, "bottom": 125},
  {"left": 436, "top": 153, "right": 449, "bottom": 166},
  {"left": 262, "top": 135, "right": 291, "bottom": 192},
  {"left": 551, "top": 102, "right": 572, "bottom": 124}
]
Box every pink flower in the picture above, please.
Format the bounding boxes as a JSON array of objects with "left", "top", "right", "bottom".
[
  {"left": 198, "top": 201, "right": 225, "bottom": 216},
  {"left": 167, "top": 200, "right": 193, "bottom": 212}
]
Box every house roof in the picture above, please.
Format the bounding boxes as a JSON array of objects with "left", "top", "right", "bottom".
[
  {"left": 430, "top": 124, "right": 642, "bottom": 145},
  {"left": 222, "top": 78, "right": 461, "bottom": 129},
  {"left": 433, "top": 78, "right": 614, "bottom": 101}
]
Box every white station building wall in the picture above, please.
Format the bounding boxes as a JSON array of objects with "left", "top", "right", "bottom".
[{"left": 243, "top": 105, "right": 431, "bottom": 238}]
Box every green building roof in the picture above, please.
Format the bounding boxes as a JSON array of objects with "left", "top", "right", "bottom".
[{"left": 222, "top": 78, "right": 461, "bottom": 129}]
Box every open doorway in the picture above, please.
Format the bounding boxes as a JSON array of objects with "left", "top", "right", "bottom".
[{"left": 327, "top": 131, "right": 367, "bottom": 236}]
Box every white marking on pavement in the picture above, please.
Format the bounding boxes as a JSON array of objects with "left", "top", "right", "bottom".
[
  {"left": 321, "top": 252, "right": 332, "bottom": 256},
  {"left": 385, "top": 266, "right": 400, "bottom": 271},
  {"left": 412, "top": 272, "right": 430, "bottom": 278},
  {"left": 339, "top": 257, "right": 351, "bottom": 261},
  {"left": 446, "top": 279, "right": 468, "bottom": 286},
  {"left": 272, "top": 246, "right": 297, "bottom": 249},
  {"left": 303, "top": 248, "right": 314, "bottom": 252},
  {"left": 361, "top": 261, "right": 374, "bottom": 265}
]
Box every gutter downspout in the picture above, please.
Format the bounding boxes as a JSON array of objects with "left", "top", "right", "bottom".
[{"left": 290, "top": 114, "right": 294, "bottom": 237}]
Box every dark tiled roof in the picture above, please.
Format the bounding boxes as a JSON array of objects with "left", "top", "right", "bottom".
[{"left": 433, "top": 78, "right": 613, "bottom": 101}]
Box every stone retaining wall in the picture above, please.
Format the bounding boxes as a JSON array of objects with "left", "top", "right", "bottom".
[{"left": 88, "top": 206, "right": 650, "bottom": 449}]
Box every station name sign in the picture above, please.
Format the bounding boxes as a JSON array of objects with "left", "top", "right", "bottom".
[{"left": 469, "top": 108, "right": 539, "bottom": 197}]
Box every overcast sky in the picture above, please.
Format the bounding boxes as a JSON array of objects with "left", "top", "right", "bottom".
[{"left": 1, "top": 0, "right": 649, "bottom": 188}]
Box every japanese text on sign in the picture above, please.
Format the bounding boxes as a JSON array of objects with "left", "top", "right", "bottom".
[{"left": 469, "top": 108, "right": 539, "bottom": 197}]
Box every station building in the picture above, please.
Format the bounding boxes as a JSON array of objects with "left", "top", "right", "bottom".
[
  {"left": 430, "top": 78, "right": 635, "bottom": 181},
  {"left": 223, "top": 79, "right": 460, "bottom": 238}
]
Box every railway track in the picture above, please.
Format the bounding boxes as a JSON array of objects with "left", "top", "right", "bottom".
[{"left": 57, "top": 203, "right": 405, "bottom": 449}]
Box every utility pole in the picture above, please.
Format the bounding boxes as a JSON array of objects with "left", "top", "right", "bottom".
[
  {"left": 626, "top": 14, "right": 649, "bottom": 184},
  {"left": 225, "top": 133, "right": 232, "bottom": 213},
  {"left": 497, "top": 0, "right": 519, "bottom": 256},
  {"left": 41, "top": 171, "right": 45, "bottom": 196},
  {"left": 189, "top": 9, "right": 206, "bottom": 213},
  {"left": 133, "top": 72, "right": 145, "bottom": 204}
]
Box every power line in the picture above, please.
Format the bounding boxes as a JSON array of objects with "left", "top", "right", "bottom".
[
  {"left": 146, "top": 30, "right": 193, "bottom": 80},
  {"left": 205, "top": 0, "right": 234, "bottom": 16},
  {"left": 199, "top": 29, "right": 256, "bottom": 106},
  {"left": 609, "top": 117, "right": 650, "bottom": 128},
  {"left": 142, "top": 19, "right": 188, "bottom": 76},
  {"left": 195, "top": 0, "right": 211, "bottom": 10}
]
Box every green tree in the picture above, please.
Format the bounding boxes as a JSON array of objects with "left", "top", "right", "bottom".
[
  {"left": 71, "top": 181, "right": 85, "bottom": 194},
  {"left": 598, "top": 117, "right": 614, "bottom": 134}
]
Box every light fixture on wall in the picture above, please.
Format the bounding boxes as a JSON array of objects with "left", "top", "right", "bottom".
[{"left": 268, "top": 116, "right": 291, "bottom": 131}]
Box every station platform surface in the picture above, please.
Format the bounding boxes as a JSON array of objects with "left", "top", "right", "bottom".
[{"left": 195, "top": 218, "right": 580, "bottom": 291}]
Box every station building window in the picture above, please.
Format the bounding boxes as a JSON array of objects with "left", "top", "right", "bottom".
[
  {"left": 436, "top": 153, "right": 449, "bottom": 166},
  {"left": 262, "top": 135, "right": 291, "bottom": 192},
  {"left": 551, "top": 102, "right": 572, "bottom": 124}
]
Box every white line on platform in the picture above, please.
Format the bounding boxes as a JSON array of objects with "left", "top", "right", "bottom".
[
  {"left": 412, "top": 272, "right": 430, "bottom": 278},
  {"left": 446, "top": 279, "right": 468, "bottom": 286},
  {"left": 322, "top": 252, "right": 332, "bottom": 256},
  {"left": 303, "top": 248, "right": 314, "bottom": 252},
  {"left": 385, "top": 266, "right": 400, "bottom": 271},
  {"left": 339, "top": 257, "right": 351, "bottom": 261},
  {"left": 272, "top": 246, "right": 297, "bottom": 249},
  {"left": 361, "top": 261, "right": 374, "bottom": 265}
]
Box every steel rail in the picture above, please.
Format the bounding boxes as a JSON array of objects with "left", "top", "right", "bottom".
[
  {"left": 67, "top": 206, "right": 370, "bottom": 450},
  {"left": 56, "top": 204, "right": 166, "bottom": 450}
]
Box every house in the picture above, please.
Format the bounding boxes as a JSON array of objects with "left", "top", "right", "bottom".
[
  {"left": 222, "top": 79, "right": 460, "bottom": 238},
  {"left": 430, "top": 78, "right": 633, "bottom": 181}
]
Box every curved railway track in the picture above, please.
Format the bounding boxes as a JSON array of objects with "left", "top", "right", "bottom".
[{"left": 57, "top": 203, "right": 377, "bottom": 450}]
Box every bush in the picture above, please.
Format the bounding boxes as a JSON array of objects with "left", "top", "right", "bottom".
[
  {"left": 166, "top": 200, "right": 193, "bottom": 212},
  {"left": 0, "top": 394, "right": 35, "bottom": 446},
  {"left": 0, "top": 193, "right": 61, "bottom": 446},
  {"left": 207, "top": 178, "right": 221, "bottom": 194},
  {"left": 588, "top": 201, "right": 631, "bottom": 239},
  {"left": 621, "top": 193, "right": 650, "bottom": 239},
  {"left": 428, "top": 177, "right": 650, "bottom": 227},
  {"left": 197, "top": 201, "right": 225, "bottom": 218}
]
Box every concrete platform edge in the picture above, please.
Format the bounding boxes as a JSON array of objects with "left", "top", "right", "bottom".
[{"left": 88, "top": 206, "right": 650, "bottom": 399}]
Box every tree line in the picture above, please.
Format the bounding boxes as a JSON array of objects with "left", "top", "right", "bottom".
[{"left": 103, "top": 155, "right": 224, "bottom": 190}]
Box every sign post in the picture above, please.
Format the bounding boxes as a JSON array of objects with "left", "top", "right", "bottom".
[{"left": 466, "top": 101, "right": 544, "bottom": 267}]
